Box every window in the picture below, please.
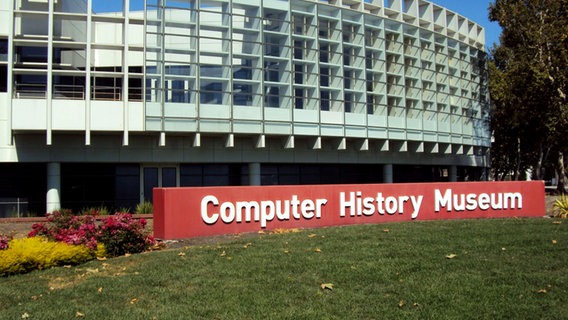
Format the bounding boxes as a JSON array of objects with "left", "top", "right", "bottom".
[
  {"left": 0, "top": 65, "right": 6, "bottom": 93},
  {"left": 320, "top": 44, "right": 329, "bottom": 63},
  {"left": 320, "top": 67, "right": 329, "bottom": 87},
  {"left": 294, "top": 40, "right": 304, "bottom": 59},
  {"left": 0, "top": 39, "right": 6, "bottom": 93},
  {"left": 16, "top": 46, "right": 47, "bottom": 65},
  {"left": 0, "top": 39, "right": 7, "bottom": 61},
  {"left": 294, "top": 64, "right": 304, "bottom": 84},
  {"left": 295, "top": 88, "right": 304, "bottom": 109},
  {"left": 320, "top": 91, "right": 330, "bottom": 111}
]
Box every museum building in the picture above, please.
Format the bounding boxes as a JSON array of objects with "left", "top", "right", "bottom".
[{"left": 0, "top": 0, "right": 490, "bottom": 216}]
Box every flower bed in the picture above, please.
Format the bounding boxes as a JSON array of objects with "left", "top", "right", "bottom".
[{"left": 1, "top": 210, "right": 155, "bottom": 276}]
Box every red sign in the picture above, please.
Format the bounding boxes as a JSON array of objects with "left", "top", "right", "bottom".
[{"left": 153, "top": 181, "right": 545, "bottom": 240}]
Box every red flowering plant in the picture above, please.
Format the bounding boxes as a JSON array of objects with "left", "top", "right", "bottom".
[
  {"left": 29, "top": 209, "right": 99, "bottom": 250},
  {"left": 28, "top": 210, "right": 155, "bottom": 257},
  {"left": 98, "top": 213, "right": 155, "bottom": 257},
  {"left": 0, "top": 235, "right": 9, "bottom": 250}
]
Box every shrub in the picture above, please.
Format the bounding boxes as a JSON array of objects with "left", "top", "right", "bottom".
[
  {"left": 117, "top": 207, "right": 131, "bottom": 214},
  {"left": 29, "top": 210, "right": 99, "bottom": 250},
  {"left": 81, "top": 206, "right": 110, "bottom": 216},
  {"left": 28, "top": 211, "right": 155, "bottom": 258},
  {"left": 553, "top": 194, "right": 568, "bottom": 218},
  {"left": 0, "top": 235, "right": 9, "bottom": 250},
  {"left": 0, "top": 237, "right": 105, "bottom": 276},
  {"left": 98, "top": 214, "right": 155, "bottom": 257},
  {"left": 135, "top": 201, "right": 153, "bottom": 214}
]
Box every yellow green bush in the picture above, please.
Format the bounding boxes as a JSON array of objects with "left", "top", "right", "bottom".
[
  {"left": 553, "top": 194, "right": 568, "bottom": 218},
  {"left": 0, "top": 237, "right": 105, "bottom": 277}
]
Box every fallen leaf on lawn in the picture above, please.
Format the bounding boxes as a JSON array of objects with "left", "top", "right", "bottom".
[
  {"left": 258, "top": 230, "right": 266, "bottom": 234},
  {"left": 76, "top": 311, "right": 85, "bottom": 317},
  {"left": 178, "top": 252, "right": 186, "bottom": 256},
  {"left": 283, "top": 249, "right": 289, "bottom": 254},
  {"left": 446, "top": 254, "right": 457, "bottom": 259},
  {"left": 86, "top": 268, "right": 99, "bottom": 273},
  {"left": 243, "top": 243, "right": 252, "bottom": 248},
  {"left": 21, "top": 313, "right": 30, "bottom": 319},
  {"left": 537, "top": 289, "right": 547, "bottom": 294},
  {"left": 31, "top": 296, "right": 38, "bottom": 301},
  {"left": 413, "top": 302, "right": 420, "bottom": 307},
  {"left": 502, "top": 247, "right": 506, "bottom": 251},
  {"left": 320, "top": 283, "right": 334, "bottom": 290},
  {"left": 124, "top": 253, "right": 131, "bottom": 258},
  {"left": 398, "top": 300, "right": 405, "bottom": 308},
  {"left": 553, "top": 221, "right": 562, "bottom": 225},
  {"left": 552, "top": 240, "right": 557, "bottom": 244},
  {"left": 383, "top": 229, "right": 390, "bottom": 233},
  {"left": 308, "top": 234, "right": 317, "bottom": 238},
  {"left": 314, "top": 248, "right": 322, "bottom": 253},
  {"left": 220, "top": 251, "right": 227, "bottom": 257},
  {"left": 98, "top": 287, "right": 103, "bottom": 293},
  {"left": 97, "top": 256, "right": 107, "bottom": 261},
  {"left": 130, "top": 298, "right": 138, "bottom": 304},
  {"left": 64, "top": 265, "right": 72, "bottom": 268}
]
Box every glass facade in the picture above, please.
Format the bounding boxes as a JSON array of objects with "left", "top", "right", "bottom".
[
  {"left": 1, "top": 0, "right": 491, "bottom": 213},
  {"left": 7, "top": 0, "right": 490, "bottom": 149},
  {"left": 138, "top": 0, "right": 490, "bottom": 149}
]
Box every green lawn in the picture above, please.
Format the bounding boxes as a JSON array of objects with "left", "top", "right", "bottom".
[{"left": 1, "top": 218, "right": 567, "bottom": 320}]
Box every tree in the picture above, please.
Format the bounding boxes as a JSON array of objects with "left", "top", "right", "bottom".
[{"left": 489, "top": 0, "right": 568, "bottom": 191}]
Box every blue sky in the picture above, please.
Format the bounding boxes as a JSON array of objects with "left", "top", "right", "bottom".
[
  {"left": 429, "top": 0, "right": 501, "bottom": 49},
  {"left": 92, "top": 0, "right": 501, "bottom": 49}
]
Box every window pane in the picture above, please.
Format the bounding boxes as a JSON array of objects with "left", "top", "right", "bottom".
[
  {"left": 143, "top": 168, "right": 158, "bottom": 202},
  {"left": 162, "top": 167, "right": 177, "bottom": 187}
]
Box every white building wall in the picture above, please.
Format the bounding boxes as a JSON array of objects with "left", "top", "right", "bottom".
[
  {"left": 0, "top": 1, "right": 12, "bottom": 151},
  {"left": 3, "top": 0, "right": 490, "bottom": 163},
  {"left": 0, "top": 0, "right": 12, "bottom": 35}
]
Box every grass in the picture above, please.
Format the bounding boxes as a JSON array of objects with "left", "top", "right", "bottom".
[{"left": 1, "top": 218, "right": 567, "bottom": 319}]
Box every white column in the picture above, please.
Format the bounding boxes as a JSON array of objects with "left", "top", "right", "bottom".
[
  {"left": 383, "top": 164, "right": 393, "bottom": 183},
  {"left": 46, "top": 0, "right": 54, "bottom": 145},
  {"left": 46, "top": 162, "right": 61, "bottom": 213},
  {"left": 123, "top": 0, "right": 130, "bottom": 146},
  {"left": 249, "top": 163, "right": 261, "bottom": 186},
  {"left": 85, "top": 0, "right": 92, "bottom": 145}
]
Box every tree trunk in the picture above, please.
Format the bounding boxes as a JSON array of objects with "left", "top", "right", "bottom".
[
  {"left": 514, "top": 137, "right": 521, "bottom": 180},
  {"left": 556, "top": 151, "right": 567, "bottom": 194},
  {"left": 535, "top": 145, "right": 544, "bottom": 180}
]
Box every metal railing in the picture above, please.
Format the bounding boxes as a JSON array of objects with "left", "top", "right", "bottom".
[
  {"left": 0, "top": 198, "right": 29, "bottom": 218},
  {"left": 14, "top": 84, "right": 127, "bottom": 101}
]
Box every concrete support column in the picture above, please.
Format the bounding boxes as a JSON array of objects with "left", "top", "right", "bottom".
[
  {"left": 249, "top": 162, "right": 261, "bottom": 186},
  {"left": 449, "top": 165, "right": 458, "bottom": 182},
  {"left": 47, "top": 162, "right": 61, "bottom": 213},
  {"left": 383, "top": 164, "right": 393, "bottom": 183}
]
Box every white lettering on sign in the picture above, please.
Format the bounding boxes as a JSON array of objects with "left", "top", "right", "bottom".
[
  {"left": 201, "top": 188, "right": 526, "bottom": 227},
  {"left": 434, "top": 189, "right": 523, "bottom": 212},
  {"left": 339, "top": 192, "right": 423, "bottom": 219},
  {"left": 201, "top": 195, "right": 327, "bottom": 228}
]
